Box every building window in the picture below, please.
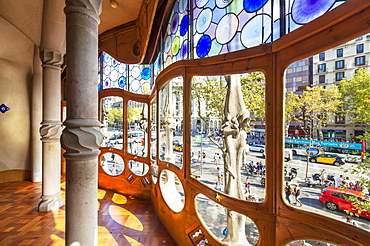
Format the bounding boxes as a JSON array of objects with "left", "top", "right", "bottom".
[
  {"left": 318, "top": 63, "right": 326, "bottom": 73},
  {"left": 319, "top": 75, "right": 325, "bottom": 83},
  {"left": 335, "top": 72, "right": 345, "bottom": 81},
  {"left": 336, "top": 48, "right": 343, "bottom": 57},
  {"left": 335, "top": 60, "right": 345, "bottom": 69},
  {"left": 335, "top": 115, "right": 345, "bottom": 124},
  {"left": 319, "top": 53, "right": 325, "bottom": 61},
  {"left": 355, "top": 56, "right": 365, "bottom": 66},
  {"left": 356, "top": 44, "right": 364, "bottom": 53},
  {"left": 355, "top": 37, "right": 363, "bottom": 41}
]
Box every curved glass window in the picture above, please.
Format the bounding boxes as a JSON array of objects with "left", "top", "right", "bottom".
[
  {"left": 159, "top": 170, "right": 185, "bottom": 213},
  {"left": 100, "top": 152, "right": 124, "bottom": 176},
  {"left": 128, "top": 160, "right": 149, "bottom": 176},
  {"left": 127, "top": 101, "right": 147, "bottom": 157}
]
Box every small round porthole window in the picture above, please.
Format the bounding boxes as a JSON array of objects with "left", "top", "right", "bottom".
[
  {"left": 100, "top": 152, "right": 124, "bottom": 176},
  {"left": 159, "top": 169, "right": 185, "bottom": 213}
]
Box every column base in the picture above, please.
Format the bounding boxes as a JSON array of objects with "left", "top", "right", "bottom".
[{"left": 38, "top": 196, "right": 64, "bottom": 212}]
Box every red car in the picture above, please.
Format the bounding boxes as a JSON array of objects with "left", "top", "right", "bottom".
[{"left": 319, "top": 186, "right": 370, "bottom": 219}]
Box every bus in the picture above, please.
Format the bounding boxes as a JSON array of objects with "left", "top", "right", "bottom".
[{"left": 284, "top": 137, "right": 365, "bottom": 162}]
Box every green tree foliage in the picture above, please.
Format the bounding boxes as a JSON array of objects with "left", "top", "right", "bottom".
[
  {"left": 339, "top": 68, "right": 370, "bottom": 131},
  {"left": 294, "top": 86, "right": 341, "bottom": 139},
  {"left": 107, "top": 108, "right": 123, "bottom": 125},
  {"left": 339, "top": 68, "right": 370, "bottom": 215},
  {"left": 128, "top": 106, "right": 143, "bottom": 123},
  {"left": 240, "top": 72, "right": 265, "bottom": 120}
]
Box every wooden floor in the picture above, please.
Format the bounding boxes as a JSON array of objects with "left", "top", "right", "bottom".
[{"left": 0, "top": 181, "right": 177, "bottom": 246}]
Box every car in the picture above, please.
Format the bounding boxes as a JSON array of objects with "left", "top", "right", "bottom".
[
  {"left": 128, "top": 131, "right": 144, "bottom": 143},
  {"left": 249, "top": 144, "right": 265, "bottom": 153},
  {"left": 109, "top": 133, "right": 123, "bottom": 144},
  {"left": 173, "top": 143, "right": 183, "bottom": 152},
  {"left": 319, "top": 186, "right": 370, "bottom": 219},
  {"left": 309, "top": 153, "right": 345, "bottom": 166}
]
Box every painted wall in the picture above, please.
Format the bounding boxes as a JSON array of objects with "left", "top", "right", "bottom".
[{"left": 0, "top": 16, "right": 34, "bottom": 176}]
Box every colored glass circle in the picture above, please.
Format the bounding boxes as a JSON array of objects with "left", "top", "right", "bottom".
[
  {"left": 216, "top": 0, "right": 232, "bottom": 8},
  {"left": 110, "top": 69, "right": 118, "bottom": 82},
  {"left": 164, "top": 35, "right": 172, "bottom": 53},
  {"left": 180, "top": 15, "right": 189, "bottom": 36},
  {"left": 172, "top": 37, "right": 180, "bottom": 56},
  {"left": 196, "top": 8, "right": 212, "bottom": 34},
  {"left": 241, "top": 14, "right": 271, "bottom": 48},
  {"left": 131, "top": 66, "right": 141, "bottom": 78},
  {"left": 104, "top": 79, "right": 110, "bottom": 88},
  {"left": 141, "top": 67, "right": 151, "bottom": 80},
  {"left": 170, "top": 13, "right": 179, "bottom": 34},
  {"left": 118, "top": 63, "right": 126, "bottom": 73},
  {"left": 196, "top": 35, "right": 212, "bottom": 58},
  {"left": 215, "top": 13, "right": 239, "bottom": 45},
  {"left": 179, "top": 0, "right": 188, "bottom": 13},
  {"left": 180, "top": 40, "right": 188, "bottom": 59},
  {"left": 243, "top": 0, "right": 269, "bottom": 13},
  {"left": 292, "top": 0, "right": 336, "bottom": 24},
  {"left": 130, "top": 79, "right": 141, "bottom": 92},
  {"left": 98, "top": 84, "right": 102, "bottom": 91},
  {"left": 196, "top": 0, "right": 209, "bottom": 8},
  {"left": 118, "top": 76, "right": 127, "bottom": 88},
  {"left": 142, "top": 82, "right": 151, "bottom": 94}
]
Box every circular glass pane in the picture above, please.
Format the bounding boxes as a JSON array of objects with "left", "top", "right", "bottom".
[
  {"left": 243, "top": 0, "right": 269, "bottom": 13},
  {"left": 215, "top": 13, "right": 239, "bottom": 45},
  {"left": 170, "top": 12, "right": 179, "bottom": 34},
  {"left": 100, "top": 152, "right": 124, "bottom": 176},
  {"left": 131, "top": 66, "right": 141, "bottom": 78},
  {"left": 180, "top": 15, "right": 189, "bottom": 36},
  {"left": 216, "top": 0, "right": 232, "bottom": 9},
  {"left": 196, "top": 0, "right": 209, "bottom": 8},
  {"left": 159, "top": 170, "right": 185, "bottom": 213},
  {"left": 196, "top": 34, "right": 212, "bottom": 58},
  {"left": 196, "top": 8, "right": 212, "bottom": 34},
  {"left": 128, "top": 160, "right": 149, "bottom": 176},
  {"left": 291, "top": 0, "right": 336, "bottom": 24},
  {"left": 241, "top": 14, "right": 271, "bottom": 48}
]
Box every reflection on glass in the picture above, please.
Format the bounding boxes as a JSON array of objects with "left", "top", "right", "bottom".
[
  {"left": 151, "top": 162, "right": 158, "bottom": 184},
  {"left": 159, "top": 77, "right": 184, "bottom": 168},
  {"left": 196, "top": 194, "right": 259, "bottom": 245},
  {"left": 127, "top": 101, "right": 147, "bottom": 157},
  {"left": 287, "top": 240, "right": 337, "bottom": 246},
  {"left": 190, "top": 73, "right": 266, "bottom": 203},
  {"left": 100, "top": 152, "right": 124, "bottom": 176},
  {"left": 150, "top": 100, "right": 157, "bottom": 160},
  {"left": 159, "top": 170, "right": 185, "bottom": 213},
  {"left": 100, "top": 96, "right": 124, "bottom": 150},
  {"left": 128, "top": 160, "right": 149, "bottom": 176}
]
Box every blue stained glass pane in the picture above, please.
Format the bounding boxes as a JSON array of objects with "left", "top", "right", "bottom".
[
  {"left": 196, "top": 8, "right": 213, "bottom": 34},
  {"left": 211, "top": 7, "right": 226, "bottom": 23},
  {"left": 112, "top": 59, "right": 118, "bottom": 66},
  {"left": 180, "top": 40, "right": 189, "bottom": 59},
  {"left": 180, "top": 15, "right": 189, "bottom": 36},
  {"left": 141, "top": 68, "right": 151, "bottom": 80},
  {"left": 196, "top": 35, "right": 212, "bottom": 58},
  {"left": 98, "top": 84, "right": 102, "bottom": 91},
  {"left": 196, "top": 0, "right": 210, "bottom": 8},
  {"left": 241, "top": 14, "right": 271, "bottom": 48},
  {"left": 243, "top": 0, "right": 269, "bottom": 13},
  {"left": 118, "top": 76, "right": 127, "bottom": 88},
  {"left": 291, "top": 0, "right": 336, "bottom": 24},
  {"left": 227, "top": 32, "right": 243, "bottom": 52},
  {"left": 104, "top": 79, "right": 110, "bottom": 87},
  {"left": 208, "top": 38, "right": 223, "bottom": 56}
]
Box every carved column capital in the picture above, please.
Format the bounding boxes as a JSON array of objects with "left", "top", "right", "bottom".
[
  {"left": 61, "top": 119, "right": 103, "bottom": 160},
  {"left": 65, "top": 0, "right": 102, "bottom": 23},
  {"left": 40, "top": 50, "right": 63, "bottom": 67},
  {"left": 40, "top": 121, "right": 63, "bottom": 142}
]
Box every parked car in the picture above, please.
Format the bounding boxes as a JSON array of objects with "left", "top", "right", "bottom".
[
  {"left": 109, "top": 133, "right": 123, "bottom": 144},
  {"left": 173, "top": 143, "right": 183, "bottom": 152},
  {"left": 249, "top": 144, "right": 265, "bottom": 153},
  {"left": 319, "top": 186, "right": 370, "bottom": 219},
  {"left": 128, "top": 131, "right": 144, "bottom": 143},
  {"left": 309, "top": 153, "right": 345, "bottom": 166}
]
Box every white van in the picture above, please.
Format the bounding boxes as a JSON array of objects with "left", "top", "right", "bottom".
[
  {"left": 128, "top": 131, "right": 144, "bottom": 143},
  {"left": 284, "top": 149, "right": 293, "bottom": 161}
]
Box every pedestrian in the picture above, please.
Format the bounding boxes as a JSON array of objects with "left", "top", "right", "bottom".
[
  {"left": 214, "top": 153, "right": 220, "bottom": 165},
  {"left": 202, "top": 151, "right": 206, "bottom": 160},
  {"left": 346, "top": 216, "right": 359, "bottom": 227},
  {"left": 320, "top": 169, "right": 327, "bottom": 185},
  {"left": 111, "top": 152, "right": 115, "bottom": 162},
  {"left": 217, "top": 167, "right": 223, "bottom": 185},
  {"left": 293, "top": 184, "right": 302, "bottom": 206},
  {"left": 214, "top": 181, "right": 222, "bottom": 192},
  {"left": 354, "top": 181, "right": 363, "bottom": 192},
  {"left": 244, "top": 177, "right": 251, "bottom": 195},
  {"left": 284, "top": 182, "right": 293, "bottom": 205},
  {"left": 342, "top": 177, "right": 350, "bottom": 188},
  {"left": 197, "top": 151, "right": 201, "bottom": 162},
  {"left": 335, "top": 174, "right": 343, "bottom": 187}
]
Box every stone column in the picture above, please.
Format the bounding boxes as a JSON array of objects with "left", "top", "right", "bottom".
[
  {"left": 38, "top": 50, "right": 64, "bottom": 212},
  {"left": 62, "top": 1, "right": 102, "bottom": 245},
  {"left": 38, "top": 0, "right": 66, "bottom": 212},
  {"left": 31, "top": 46, "right": 42, "bottom": 183}
]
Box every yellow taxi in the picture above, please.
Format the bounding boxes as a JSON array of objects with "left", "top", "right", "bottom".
[
  {"left": 173, "top": 143, "right": 183, "bottom": 152},
  {"left": 309, "top": 154, "right": 345, "bottom": 166}
]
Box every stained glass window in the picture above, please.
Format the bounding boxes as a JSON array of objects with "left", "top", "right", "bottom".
[{"left": 99, "top": 52, "right": 154, "bottom": 95}]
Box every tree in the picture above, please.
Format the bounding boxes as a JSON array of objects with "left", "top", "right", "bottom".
[
  {"left": 285, "top": 91, "right": 303, "bottom": 136},
  {"left": 107, "top": 108, "right": 123, "bottom": 128},
  {"left": 295, "top": 85, "right": 341, "bottom": 139},
  {"left": 339, "top": 68, "right": 370, "bottom": 216},
  {"left": 339, "top": 68, "right": 370, "bottom": 132},
  {"left": 128, "top": 106, "right": 143, "bottom": 125}
]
